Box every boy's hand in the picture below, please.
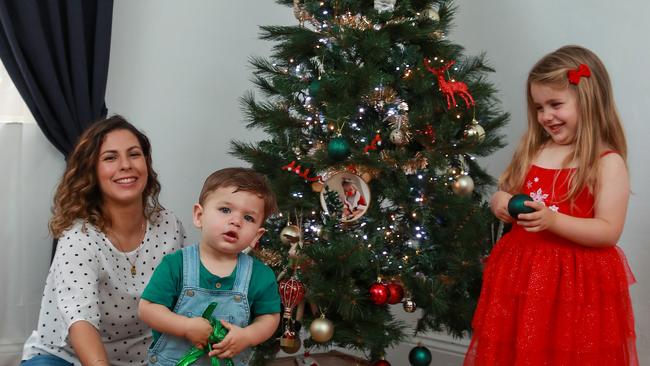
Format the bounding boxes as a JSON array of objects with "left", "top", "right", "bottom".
[
  {"left": 490, "top": 191, "right": 513, "bottom": 223},
  {"left": 208, "top": 320, "right": 253, "bottom": 359},
  {"left": 183, "top": 317, "right": 213, "bottom": 349},
  {"left": 517, "top": 201, "right": 557, "bottom": 232}
]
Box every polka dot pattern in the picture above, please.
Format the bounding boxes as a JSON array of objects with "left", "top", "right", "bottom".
[{"left": 22, "top": 210, "right": 185, "bottom": 365}]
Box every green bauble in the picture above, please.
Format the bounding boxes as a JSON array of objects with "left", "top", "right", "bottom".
[
  {"left": 308, "top": 79, "right": 321, "bottom": 95},
  {"left": 408, "top": 346, "right": 432, "bottom": 366},
  {"left": 507, "top": 193, "right": 535, "bottom": 218},
  {"left": 327, "top": 137, "right": 351, "bottom": 161}
]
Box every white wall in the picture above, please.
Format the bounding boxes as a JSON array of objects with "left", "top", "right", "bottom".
[
  {"left": 106, "top": 1, "right": 295, "bottom": 245},
  {"left": 450, "top": 1, "right": 650, "bottom": 364},
  {"left": 4, "top": 1, "right": 648, "bottom": 365}
]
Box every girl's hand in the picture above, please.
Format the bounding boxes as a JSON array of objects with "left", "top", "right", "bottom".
[
  {"left": 490, "top": 191, "right": 514, "bottom": 223},
  {"left": 208, "top": 320, "right": 252, "bottom": 359},
  {"left": 183, "top": 317, "right": 213, "bottom": 349},
  {"left": 516, "top": 201, "right": 557, "bottom": 232}
]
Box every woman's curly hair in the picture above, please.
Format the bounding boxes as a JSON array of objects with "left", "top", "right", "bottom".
[{"left": 49, "top": 115, "right": 163, "bottom": 238}]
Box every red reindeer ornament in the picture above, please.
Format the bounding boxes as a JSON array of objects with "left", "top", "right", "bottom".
[{"left": 424, "top": 58, "right": 474, "bottom": 109}]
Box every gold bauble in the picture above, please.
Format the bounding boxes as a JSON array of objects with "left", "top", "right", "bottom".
[
  {"left": 403, "top": 298, "right": 417, "bottom": 313},
  {"left": 280, "top": 225, "right": 301, "bottom": 245},
  {"left": 463, "top": 121, "right": 486, "bottom": 144},
  {"left": 452, "top": 175, "right": 475, "bottom": 196},
  {"left": 310, "top": 316, "right": 334, "bottom": 343}
]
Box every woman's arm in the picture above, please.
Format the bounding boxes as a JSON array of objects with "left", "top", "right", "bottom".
[
  {"left": 517, "top": 153, "right": 629, "bottom": 247},
  {"left": 69, "top": 321, "right": 109, "bottom": 366}
]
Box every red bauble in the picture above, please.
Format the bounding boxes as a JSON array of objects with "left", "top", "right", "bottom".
[
  {"left": 386, "top": 282, "right": 404, "bottom": 305},
  {"left": 279, "top": 277, "right": 306, "bottom": 318},
  {"left": 372, "top": 360, "right": 391, "bottom": 366},
  {"left": 369, "top": 282, "right": 389, "bottom": 305}
]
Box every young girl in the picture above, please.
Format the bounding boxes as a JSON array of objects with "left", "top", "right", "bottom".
[{"left": 464, "top": 45, "right": 637, "bottom": 365}]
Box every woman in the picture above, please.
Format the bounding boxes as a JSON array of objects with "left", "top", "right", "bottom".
[{"left": 21, "top": 115, "right": 185, "bottom": 366}]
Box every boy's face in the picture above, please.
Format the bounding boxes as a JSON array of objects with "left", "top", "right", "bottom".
[{"left": 193, "top": 186, "right": 266, "bottom": 257}]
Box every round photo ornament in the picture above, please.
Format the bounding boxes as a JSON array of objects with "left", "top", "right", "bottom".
[{"left": 319, "top": 171, "right": 371, "bottom": 222}]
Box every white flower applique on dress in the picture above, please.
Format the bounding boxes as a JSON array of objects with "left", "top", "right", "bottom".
[
  {"left": 530, "top": 188, "right": 549, "bottom": 205},
  {"left": 528, "top": 186, "right": 561, "bottom": 213}
]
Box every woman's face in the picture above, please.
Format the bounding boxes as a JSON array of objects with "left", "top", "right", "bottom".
[{"left": 96, "top": 129, "right": 148, "bottom": 206}]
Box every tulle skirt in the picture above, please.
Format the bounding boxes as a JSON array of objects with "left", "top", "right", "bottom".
[{"left": 464, "top": 228, "right": 638, "bottom": 366}]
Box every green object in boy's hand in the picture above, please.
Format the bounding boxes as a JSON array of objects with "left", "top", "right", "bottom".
[{"left": 175, "top": 302, "right": 234, "bottom": 366}]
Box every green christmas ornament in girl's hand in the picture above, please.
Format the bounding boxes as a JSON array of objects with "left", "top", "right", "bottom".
[
  {"left": 508, "top": 193, "right": 535, "bottom": 218},
  {"left": 327, "top": 137, "right": 351, "bottom": 161}
]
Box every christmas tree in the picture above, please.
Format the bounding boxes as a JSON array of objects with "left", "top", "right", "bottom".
[{"left": 232, "top": 0, "right": 508, "bottom": 364}]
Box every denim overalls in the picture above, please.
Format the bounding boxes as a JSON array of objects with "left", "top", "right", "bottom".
[{"left": 148, "top": 245, "right": 253, "bottom": 365}]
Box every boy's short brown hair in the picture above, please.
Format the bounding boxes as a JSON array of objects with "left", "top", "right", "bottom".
[{"left": 198, "top": 167, "right": 278, "bottom": 221}]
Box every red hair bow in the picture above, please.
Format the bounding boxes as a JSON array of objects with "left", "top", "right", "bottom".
[{"left": 567, "top": 64, "right": 591, "bottom": 85}]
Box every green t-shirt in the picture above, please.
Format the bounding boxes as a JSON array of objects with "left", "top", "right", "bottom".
[{"left": 141, "top": 248, "right": 281, "bottom": 343}]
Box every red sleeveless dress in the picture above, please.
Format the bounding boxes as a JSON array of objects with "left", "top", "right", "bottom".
[{"left": 464, "top": 156, "right": 638, "bottom": 366}]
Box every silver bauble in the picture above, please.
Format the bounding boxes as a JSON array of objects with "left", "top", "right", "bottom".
[
  {"left": 403, "top": 298, "right": 417, "bottom": 313},
  {"left": 452, "top": 175, "right": 475, "bottom": 196},
  {"left": 463, "top": 121, "right": 486, "bottom": 143},
  {"left": 390, "top": 129, "right": 408, "bottom": 145}
]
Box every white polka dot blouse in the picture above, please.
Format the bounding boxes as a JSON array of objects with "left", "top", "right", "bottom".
[{"left": 22, "top": 210, "right": 185, "bottom": 366}]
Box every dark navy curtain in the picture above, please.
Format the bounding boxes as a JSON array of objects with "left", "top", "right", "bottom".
[
  {"left": 0, "top": 0, "right": 114, "bottom": 259},
  {"left": 0, "top": 0, "right": 114, "bottom": 156}
]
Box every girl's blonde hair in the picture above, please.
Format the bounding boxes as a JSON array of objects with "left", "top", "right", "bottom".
[
  {"left": 49, "top": 115, "right": 163, "bottom": 238},
  {"left": 499, "top": 45, "right": 627, "bottom": 201}
]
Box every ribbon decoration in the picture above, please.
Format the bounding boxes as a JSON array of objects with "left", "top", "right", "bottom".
[
  {"left": 567, "top": 63, "right": 591, "bottom": 85},
  {"left": 363, "top": 134, "right": 382, "bottom": 153},
  {"left": 281, "top": 161, "right": 322, "bottom": 182},
  {"left": 175, "top": 302, "right": 234, "bottom": 366}
]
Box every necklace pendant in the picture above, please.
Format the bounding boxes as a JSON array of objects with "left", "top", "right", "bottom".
[{"left": 131, "top": 265, "right": 136, "bottom": 276}]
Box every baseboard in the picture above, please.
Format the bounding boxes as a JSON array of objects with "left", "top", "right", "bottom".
[{"left": 0, "top": 340, "right": 23, "bottom": 366}]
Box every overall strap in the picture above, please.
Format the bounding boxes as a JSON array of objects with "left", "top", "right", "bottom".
[
  {"left": 181, "top": 244, "right": 201, "bottom": 287},
  {"left": 232, "top": 252, "right": 253, "bottom": 293}
]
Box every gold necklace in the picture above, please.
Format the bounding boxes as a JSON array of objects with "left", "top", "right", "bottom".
[{"left": 109, "top": 221, "right": 146, "bottom": 277}]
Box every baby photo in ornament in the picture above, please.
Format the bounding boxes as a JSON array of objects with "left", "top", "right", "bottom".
[{"left": 319, "top": 172, "right": 370, "bottom": 222}]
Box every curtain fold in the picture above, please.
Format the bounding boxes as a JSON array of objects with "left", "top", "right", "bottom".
[{"left": 0, "top": 0, "right": 114, "bottom": 156}]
